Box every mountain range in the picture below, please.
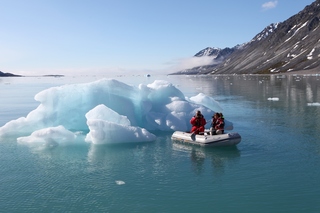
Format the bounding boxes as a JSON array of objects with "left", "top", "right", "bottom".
[{"left": 173, "top": 0, "right": 320, "bottom": 75}]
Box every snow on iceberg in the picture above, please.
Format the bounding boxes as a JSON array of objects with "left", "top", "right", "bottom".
[
  {"left": 0, "top": 78, "right": 232, "bottom": 144},
  {"left": 85, "top": 104, "right": 156, "bottom": 144},
  {"left": 17, "top": 125, "right": 76, "bottom": 146},
  {"left": 188, "top": 93, "right": 223, "bottom": 112}
]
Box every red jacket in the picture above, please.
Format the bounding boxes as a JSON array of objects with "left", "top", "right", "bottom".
[
  {"left": 190, "top": 115, "right": 206, "bottom": 128},
  {"left": 211, "top": 117, "right": 224, "bottom": 130}
]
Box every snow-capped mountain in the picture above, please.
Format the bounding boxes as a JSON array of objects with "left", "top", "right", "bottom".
[
  {"left": 194, "top": 47, "right": 220, "bottom": 57},
  {"left": 174, "top": 0, "right": 320, "bottom": 75},
  {"left": 194, "top": 47, "right": 239, "bottom": 60},
  {"left": 172, "top": 46, "right": 240, "bottom": 75},
  {"left": 250, "top": 23, "right": 279, "bottom": 42}
]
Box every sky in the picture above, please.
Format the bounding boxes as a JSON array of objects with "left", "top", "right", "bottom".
[{"left": 0, "top": 0, "right": 316, "bottom": 76}]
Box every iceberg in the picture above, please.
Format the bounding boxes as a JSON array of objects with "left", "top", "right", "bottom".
[{"left": 0, "top": 78, "right": 233, "bottom": 144}]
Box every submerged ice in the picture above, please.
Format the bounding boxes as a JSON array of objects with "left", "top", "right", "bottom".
[{"left": 0, "top": 79, "right": 232, "bottom": 145}]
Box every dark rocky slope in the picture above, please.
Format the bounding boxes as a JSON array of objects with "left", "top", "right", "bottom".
[{"left": 175, "top": 0, "right": 320, "bottom": 75}]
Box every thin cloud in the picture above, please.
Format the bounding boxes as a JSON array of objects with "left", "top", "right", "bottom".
[
  {"left": 262, "top": 1, "right": 278, "bottom": 10},
  {"left": 165, "top": 56, "right": 217, "bottom": 73}
]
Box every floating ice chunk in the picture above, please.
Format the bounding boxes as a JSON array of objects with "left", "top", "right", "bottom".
[
  {"left": 307, "top": 102, "right": 320, "bottom": 106},
  {"left": 17, "top": 125, "right": 76, "bottom": 146},
  {"left": 267, "top": 97, "right": 279, "bottom": 101},
  {"left": 115, "top": 180, "right": 125, "bottom": 185}
]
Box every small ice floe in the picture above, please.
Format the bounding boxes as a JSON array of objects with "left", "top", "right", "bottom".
[
  {"left": 115, "top": 180, "right": 125, "bottom": 185},
  {"left": 267, "top": 97, "right": 279, "bottom": 101},
  {"left": 307, "top": 102, "right": 320, "bottom": 106}
]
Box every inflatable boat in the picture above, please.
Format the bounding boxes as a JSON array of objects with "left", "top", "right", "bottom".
[{"left": 171, "top": 131, "right": 241, "bottom": 147}]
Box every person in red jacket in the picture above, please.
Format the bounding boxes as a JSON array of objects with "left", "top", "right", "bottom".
[
  {"left": 210, "top": 112, "right": 225, "bottom": 135},
  {"left": 190, "top": 110, "right": 207, "bottom": 135}
]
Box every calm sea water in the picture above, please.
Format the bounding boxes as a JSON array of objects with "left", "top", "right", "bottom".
[{"left": 1, "top": 74, "right": 320, "bottom": 213}]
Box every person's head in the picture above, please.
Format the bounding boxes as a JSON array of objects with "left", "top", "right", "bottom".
[
  {"left": 196, "top": 110, "right": 202, "bottom": 118},
  {"left": 213, "top": 113, "right": 220, "bottom": 118}
]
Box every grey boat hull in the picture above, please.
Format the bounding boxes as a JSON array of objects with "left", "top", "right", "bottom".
[{"left": 171, "top": 131, "right": 241, "bottom": 147}]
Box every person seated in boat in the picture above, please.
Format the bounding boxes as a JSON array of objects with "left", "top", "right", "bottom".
[
  {"left": 190, "top": 110, "right": 206, "bottom": 135},
  {"left": 210, "top": 112, "right": 225, "bottom": 135},
  {"left": 218, "top": 113, "right": 225, "bottom": 134}
]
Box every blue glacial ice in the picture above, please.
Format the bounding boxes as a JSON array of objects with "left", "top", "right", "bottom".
[{"left": 0, "top": 79, "right": 232, "bottom": 144}]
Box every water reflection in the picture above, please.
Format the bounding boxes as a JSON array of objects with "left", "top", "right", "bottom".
[
  {"left": 87, "top": 142, "right": 150, "bottom": 164},
  {"left": 172, "top": 142, "right": 241, "bottom": 175},
  {"left": 181, "top": 75, "right": 320, "bottom": 139},
  {"left": 190, "top": 147, "right": 205, "bottom": 174},
  {"left": 177, "top": 75, "right": 320, "bottom": 105}
]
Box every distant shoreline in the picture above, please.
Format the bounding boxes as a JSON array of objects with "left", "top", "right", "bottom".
[
  {"left": 1, "top": 70, "right": 319, "bottom": 77},
  {"left": 0, "top": 72, "right": 65, "bottom": 77},
  {"left": 0, "top": 71, "right": 22, "bottom": 77}
]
